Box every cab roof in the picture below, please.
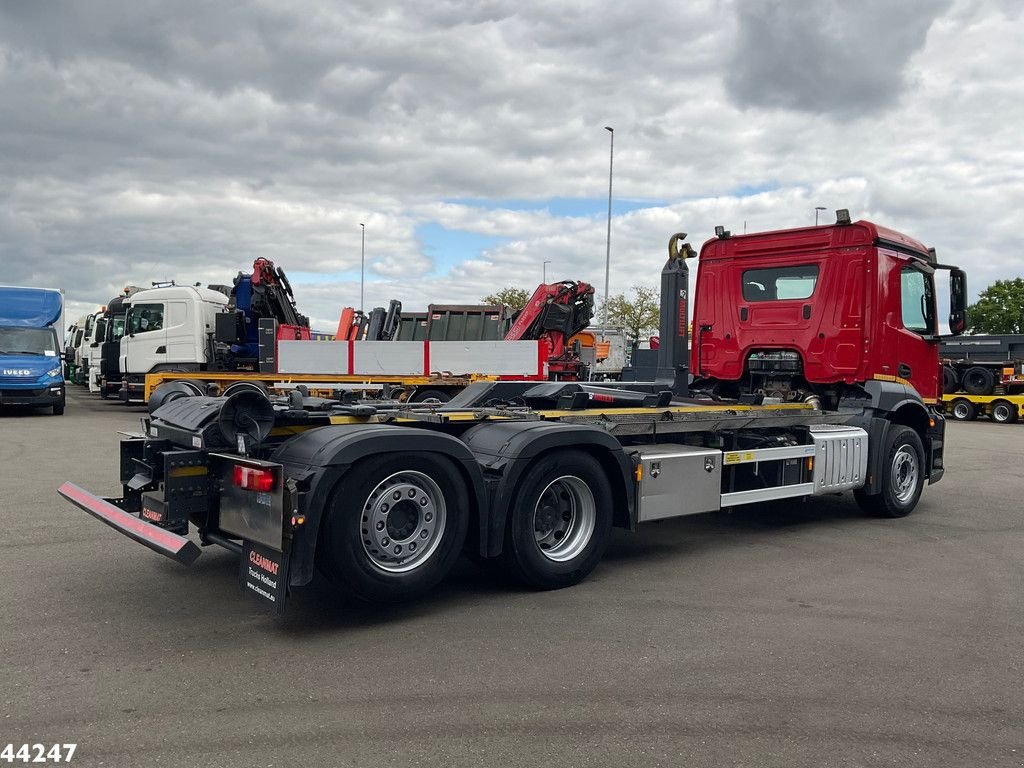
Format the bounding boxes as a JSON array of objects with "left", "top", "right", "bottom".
[
  {"left": 127, "top": 285, "right": 229, "bottom": 305},
  {"left": 700, "top": 220, "right": 932, "bottom": 262}
]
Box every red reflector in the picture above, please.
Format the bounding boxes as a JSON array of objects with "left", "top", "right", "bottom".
[
  {"left": 233, "top": 464, "right": 275, "bottom": 492},
  {"left": 591, "top": 393, "right": 614, "bottom": 402}
]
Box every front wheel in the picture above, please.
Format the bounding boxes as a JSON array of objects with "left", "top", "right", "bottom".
[
  {"left": 317, "top": 452, "right": 469, "bottom": 602},
  {"left": 498, "top": 450, "right": 613, "bottom": 589},
  {"left": 854, "top": 425, "right": 925, "bottom": 518}
]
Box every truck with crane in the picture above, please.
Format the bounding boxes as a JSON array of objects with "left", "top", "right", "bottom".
[
  {"left": 141, "top": 279, "right": 596, "bottom": 405},
  {"left": 59, "top": 212, "right": 966, "bottom": 614},
  {"left": 117, "top": 259, "right": 311, "bottom": 403}
]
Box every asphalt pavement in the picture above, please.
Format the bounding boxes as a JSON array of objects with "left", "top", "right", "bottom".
[{"left": 1, "top": 387, "right": 1021, "bottom": 767}]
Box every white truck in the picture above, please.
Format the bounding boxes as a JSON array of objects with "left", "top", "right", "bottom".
[
  {"left": 71, "top": 311, "right": 103, "bottom": 386},
  {"left": 119, "top": 285, "right": 230, "bottom": 402}
]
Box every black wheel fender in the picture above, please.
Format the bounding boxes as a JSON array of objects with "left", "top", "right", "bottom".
[{"left": 271, "top": 424, "right": 488, "bottom": 587}]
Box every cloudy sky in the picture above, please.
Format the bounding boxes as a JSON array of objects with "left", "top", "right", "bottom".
[{"left": 1, "top": 0, "right": 1022, "bottom": 330}]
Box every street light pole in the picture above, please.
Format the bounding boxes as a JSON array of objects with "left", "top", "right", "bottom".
[
  {"left": 603, "top": 126, "right": 614, "bottom": 335},
  {"left": 814, "top": 206, "right": 826, "bottom": 226},
  {"left": 543, "top": 260, "right": 551, "bottom": 283},
  {"left": 359, "top": 223, "right": 365, "bottom": 313}
]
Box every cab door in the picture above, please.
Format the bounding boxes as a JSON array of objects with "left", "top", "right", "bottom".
[
  {"left": 124, "top": 302, "right": 168, "bottom": 374},
  {"left": 889, "top": 256, "right": 940, "bottom": 401}
]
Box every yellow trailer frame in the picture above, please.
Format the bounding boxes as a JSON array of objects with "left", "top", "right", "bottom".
[
  {"left": 943, "top": 393, "right": 1024, "bottom": 424},
  {"left": 143, "top": 370, "right": 503, "bottom": 403}
]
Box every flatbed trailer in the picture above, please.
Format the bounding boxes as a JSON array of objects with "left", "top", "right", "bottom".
[
  {"left": 58, "top": 377, "right": 945, "bottom": 614},
  {"left": 943, "top": 393, "right": 1024, "bottom": 424}
]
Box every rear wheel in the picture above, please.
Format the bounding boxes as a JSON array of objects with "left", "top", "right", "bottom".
[
  {"left": 222, "top": 381, "right": 270, "bottom": 399},
  {"left": 498, "top": 450, "right": 613, "bottom": 589},
  {"left": 942, "top": 366, "right": 959, "bottom": 395},
  {"left": 409, "top": 388, "right": 452, "bottom": 404},
  {"left": 318, "top": 452, "right": 469, "bottom": 602},
  {"left": 948, "top": 398, "right": 977, "bottom": 421},
  {"left": 854, "top": 425, "right": 925, "bottom": 518},
  {"left": 991, "top": 400, "right": 1018, "bottom": 424},
  {"left": 962, "top": 366, "right": 995, "bottom": 395}
]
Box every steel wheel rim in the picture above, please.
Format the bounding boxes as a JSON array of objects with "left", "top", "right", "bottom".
[
  {"left": 532, "top": 475, "right": 596, "bottom": 563},
  {"left": 360, "top": 471, "right": 446, "bottom": 573},
  {"left": 993, "top": 404, "right": 1011, "bottom": 422},
  {"left": 891, "top": 447, "right": 919, "bottom": 504},
  {"left": 953, "top": 402, "right": 969, "bottom": 419}
]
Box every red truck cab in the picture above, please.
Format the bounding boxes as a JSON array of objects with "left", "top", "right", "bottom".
[{"left": 691, "top": 214, "right": 967, "bottom": 404}]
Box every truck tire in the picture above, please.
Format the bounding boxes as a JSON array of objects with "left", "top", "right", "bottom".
[
  {"left": 948, "top": 398, "right": 977, "bottom": 421},
  {"left": 409, "top": 388, "right": 452, "bottom": 404},
  {"left": 222, "top": 381, "right": 270, "bottom": 399},
  {"left": 498, "top": 450, "right": 613, "bottom": 590},
  {"left": 854, "top": 425, "right": 925, "bottom": 518},
  {"left": 148, "top": 380, "right": 204, "bottom": 412},
  {"left": 318, "top": 452, "right": 469, "bottom": 603},
  {"left": 991, "top": 400, "right": 1018, "bottom": 424},
  {"left": 942, "top": 366, "right": 959, "bottom": 395},
  {"left": 962, "top": 366, "right": 995, "bottom": 395}
]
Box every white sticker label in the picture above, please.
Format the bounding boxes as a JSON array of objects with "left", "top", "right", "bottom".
[
  {"left": 192, "top": 435, "right": 202, "bottom": 448},
  {"left": 44, "top": 350, "right": 56, "bottom": 356}
]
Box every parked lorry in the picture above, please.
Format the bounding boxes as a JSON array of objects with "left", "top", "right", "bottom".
[
  {"left": 64, "top": 316, "right": 86, "bottom": 383},
  {"left": 97, "top": 288, "right": 142, "bottom": 399},
  {"left": 938, "top": 334, "right": 1024, "bottom": 424},
  {"left": 118, "top": 261, "right": 309, "bottom": 403},
  {"left": 142, "top": 280, "right": 594, "bottom": 405},
  {"left": 940, "top": 334, "right": 1024, "bottom": 396},
  {"left": 59, "top": 213, "right": 966, "bottom": 613},
  {"left": 0, "top": 286, "right": 66, "bottom": 415}
]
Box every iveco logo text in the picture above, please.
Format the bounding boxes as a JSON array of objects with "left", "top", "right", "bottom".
[{"left": 3, "top": 369, "right": 31, "bottom": 376}]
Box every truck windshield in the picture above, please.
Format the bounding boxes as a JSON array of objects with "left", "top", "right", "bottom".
[
  {"left": 742, "top": 265, "right": 819, "bottom": 301},
  {"left": 0, "top": 327, "right": 59, "bottom": 356}
]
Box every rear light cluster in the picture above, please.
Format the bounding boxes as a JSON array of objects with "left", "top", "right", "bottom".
[{"left": 233, "top": 464, "right": 275, "bottom": 492}]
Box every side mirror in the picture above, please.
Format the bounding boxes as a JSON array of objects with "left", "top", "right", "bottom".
[{"left": 948, "top": 267, "right": 967, "bottom": 336}]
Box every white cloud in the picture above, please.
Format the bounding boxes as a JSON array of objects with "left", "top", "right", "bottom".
[{"left": 0, "top": 0, "right": 1022, "bottom": 335}]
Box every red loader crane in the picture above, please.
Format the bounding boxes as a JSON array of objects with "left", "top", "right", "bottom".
[{"left": 504, "top": 280, "right": 596, "bottom": 379}]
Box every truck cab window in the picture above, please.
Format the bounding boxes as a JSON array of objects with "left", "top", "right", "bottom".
[
  {"left": 742, "top": 265, "right": 819, "bottom": 302},
  {"left": 129, "top": 303, "right": 165, "bottom": 334},
  {"left": 900, "top": 267, "right": 935, "bottom": 334}
]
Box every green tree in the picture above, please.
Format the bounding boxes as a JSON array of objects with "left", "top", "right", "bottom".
[
  {"left": 602, "top": 285, "right": 660, "bottom": 341},
  {"left": 481, "top": 286, "right": 530, "bottom": 310},
  {"left": 967, "top": 278, "right": 1024, "bottom": 334}
]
